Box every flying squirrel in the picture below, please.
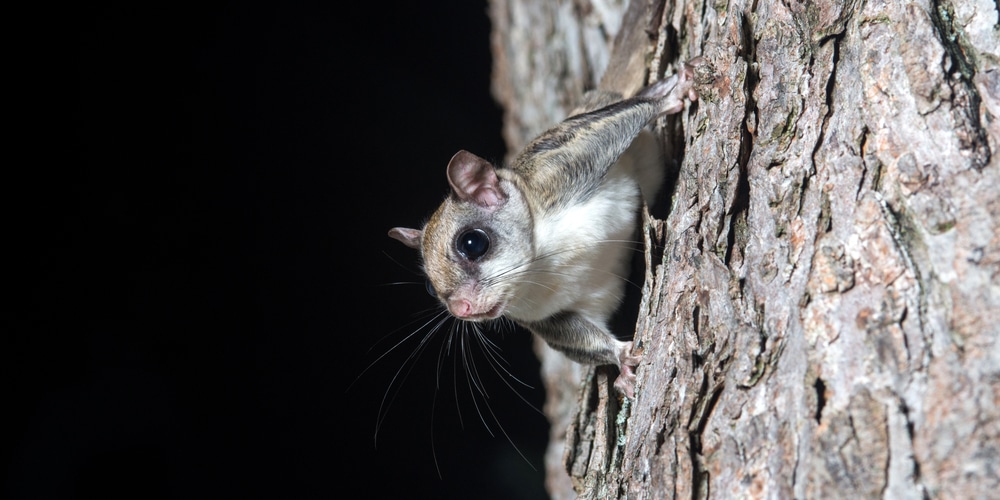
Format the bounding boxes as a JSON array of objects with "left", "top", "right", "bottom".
[{"left": 390, "top": 60, "right": 700, "bottom": 398}]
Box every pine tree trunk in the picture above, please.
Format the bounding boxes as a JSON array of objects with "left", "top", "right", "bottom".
[{"left": 489, "top": 0, "right": 999, "bottom": 498}]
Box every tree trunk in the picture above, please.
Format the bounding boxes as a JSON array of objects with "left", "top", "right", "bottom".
[{"left": 489, "top": 0, "right": 999, "bottom": 498}]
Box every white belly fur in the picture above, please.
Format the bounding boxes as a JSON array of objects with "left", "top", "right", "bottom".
[{"left": 504, "top": 166, "right": 640, "bottom": 324}]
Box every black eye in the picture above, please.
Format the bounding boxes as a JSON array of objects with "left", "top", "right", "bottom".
[
  {"left": 425, "top": 279, "right": 437, "bottom": 297},
  {"left": 456, "top": 229, "right": 490, "bottom": 260}
]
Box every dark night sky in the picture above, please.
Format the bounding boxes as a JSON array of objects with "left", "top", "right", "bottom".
[{"left": 9, "top": 3, "right": 550, "bottom": 498}]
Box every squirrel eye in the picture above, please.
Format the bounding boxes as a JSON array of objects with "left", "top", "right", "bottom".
[
  {"left": 425, "top": 279, "right": 437, "bottom": 297},
  {"left": 456, "top": 229, "right": 490, "bottom": 260}
]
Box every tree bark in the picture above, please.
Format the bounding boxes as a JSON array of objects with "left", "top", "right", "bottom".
[{"left": 489, "top": 0, "right": 999, "bottom": 498}]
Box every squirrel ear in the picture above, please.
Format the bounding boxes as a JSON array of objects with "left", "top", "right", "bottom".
[
  {"left": 388, "top": 227, "right": 423, "bottom": 249},
  {"left": 446, "top": 150, "right": 506, "bottom": 208}
]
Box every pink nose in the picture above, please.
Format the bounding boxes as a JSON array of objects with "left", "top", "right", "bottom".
[{"left": 449, "top": 299, "right": 473, "bottom": 318}]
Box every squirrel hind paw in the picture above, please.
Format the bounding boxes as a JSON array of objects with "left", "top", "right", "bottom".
[
  {"left": 614, "top": 342, "right": 642, "bottom": 399},
  {"left": 614, "top": 367, "right": 637, "bottom": 399}
]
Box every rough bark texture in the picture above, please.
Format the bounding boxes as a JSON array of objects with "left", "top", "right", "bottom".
[{"left": 489, "top": 0, "right": 999, "bottom": 498}]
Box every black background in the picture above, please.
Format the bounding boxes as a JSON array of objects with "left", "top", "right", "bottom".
[{"left": 9, "top": 3, "right": 551, "bottom": 498}]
